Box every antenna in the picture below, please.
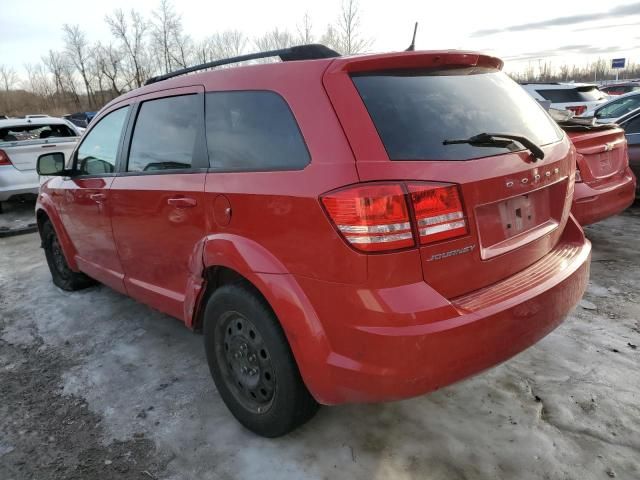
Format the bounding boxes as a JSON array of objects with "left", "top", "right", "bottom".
[{"left": 405, "top": 22, "right": 418, "bottom": 51}]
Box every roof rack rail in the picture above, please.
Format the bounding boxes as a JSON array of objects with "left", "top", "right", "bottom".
[{"left": 145, "top": 44, "right": 341, "bottom": 85}]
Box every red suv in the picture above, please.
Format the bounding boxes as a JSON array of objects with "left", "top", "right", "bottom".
[{"left": 35, "top": 45, "right": 591, "bottom": 437}]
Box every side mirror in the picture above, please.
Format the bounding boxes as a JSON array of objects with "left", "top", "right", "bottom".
[{"left": 37, "top": 152, "right": 66, "bottom": 176}]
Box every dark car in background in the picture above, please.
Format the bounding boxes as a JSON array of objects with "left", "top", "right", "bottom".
[
  {"left": 63, "top": 111, "right": 96, "bottom": 128},
  {"left": 615, "top": 108, "right": 640, "bottom": 194}
]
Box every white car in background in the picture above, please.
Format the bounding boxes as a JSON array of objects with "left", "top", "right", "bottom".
[
  {"left": 0, "top": 117, "right": 81, "bottom": 213},
  {"left": 580, "top": 90, "right": 640, "bottom": 123},
  {"left": 521, "top": 82, "right": 608, "bottom": 116}
]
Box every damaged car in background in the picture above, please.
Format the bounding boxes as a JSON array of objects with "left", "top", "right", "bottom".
[
  {"left": 0, "top": 117, "right": 82, "bottom": 213},
  {"left": 545, "top": 109, "right": 636, "bottom": 224}
]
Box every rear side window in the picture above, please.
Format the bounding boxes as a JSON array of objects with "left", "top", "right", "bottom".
[
  {"left": 128, "top": 95, "right": 202, "bottom": 172},
  {"left": 353, "top": 68, "right": 562, "bottom": 161},
  {"left": 205, "top": 91, "right": 310, "bottom": 171},
  {"left": 0, "top": 123, "right": 77, "bottom": 142},
  {"left": 536, "top": 87, "right": 606, "bottom": 103},
  {"left": 76, "top": 106, "right": 130, "bottom": 175}
]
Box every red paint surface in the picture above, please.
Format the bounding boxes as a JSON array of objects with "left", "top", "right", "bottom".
[{"left": 37, "top": 50, "right": 591, "bottom": 405}]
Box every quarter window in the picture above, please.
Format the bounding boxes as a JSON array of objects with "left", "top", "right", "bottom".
[
  {"left": 76, "top": 106, "right": 130, "bottom": 175},
  {"left": 128, "top": 95, "right": 202, "bottom": 172},
  {"left": 205, "top": 91, "right": 310, "bottom": 171}
]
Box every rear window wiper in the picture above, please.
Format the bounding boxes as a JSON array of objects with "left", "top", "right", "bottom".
[{"left": 443, "top": 132, "right": 545, "bottom": 160}]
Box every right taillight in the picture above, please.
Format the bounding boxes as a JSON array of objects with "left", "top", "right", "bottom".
[
  {"left": 321, "top": 182, "right": 468, "bottom": 253},
  {"left": 408, "top": 183, "right": 468, "bottom": 244},
  {"left": 0, "top": 149, "right": 12, "bottom": 166}
]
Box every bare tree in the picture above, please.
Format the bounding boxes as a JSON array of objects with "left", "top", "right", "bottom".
[
  {"left": 95, "top": 43, "right": 123, "bottom": 95},
  {"left": 0, "top": 65, "right": 19, "bottom": 92},
  {"left": 63, "top": 24, "right": 95, "bottom": 108},
  {"left": 254, "top": 28, "right": 294, "bottom": 52},
  {"left": 195, "top": 30, "right": 247, "bottom": 64},
  {"left": 320, "top": 25, "right": 340, "bottom": 52},
  {"left": 43, "top": 50, "right": 66, "bottom": 94},
  {"left": 151, "top": 0, "right": 181, "bottom": 73},
  {"left": 334, "top": 0, "right": 371, "bottom": 54},
  {"left": 25, "top": 63, "right": 55, "bottom": 107},
  {"left": 60, "top": 61, "right": 82, "bottom": 108},
  {"left": 105, "top": 9, "right": 149, "bottom": 88},
  {"left": 296, "top": 12, "right": 314, "bottom": 44},
  {"left": 169, "top": 31, "right": 193, "bottom": 69}
]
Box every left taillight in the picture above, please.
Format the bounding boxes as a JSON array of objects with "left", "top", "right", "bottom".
[
  {"left": 321, "top": 182, "right": 468, "bottom": 253},
  {"left": 321, "top": 183, "right": 414, "bottom": 252},
  {"left": 0, "top": 149, "right": 12, "bottom": 166}
]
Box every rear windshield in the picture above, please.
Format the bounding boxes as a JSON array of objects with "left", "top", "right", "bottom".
[
  {"left": 352, "top": 68, "right": 562, "bottom": 161},
  {"left": 0, "top": 123, "right": 77, "bottom": 142},
  {"left": 536, "top": 87, "right": 607, "bottom": 103}
]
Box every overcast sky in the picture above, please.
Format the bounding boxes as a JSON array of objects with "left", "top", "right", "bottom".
[{"left": 2, "top": 0, "right": 640, "bottom": 77}]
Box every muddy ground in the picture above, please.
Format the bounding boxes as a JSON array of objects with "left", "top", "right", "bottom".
[{"left": 1, "top": 204, "right": 639, "bottom": 480}]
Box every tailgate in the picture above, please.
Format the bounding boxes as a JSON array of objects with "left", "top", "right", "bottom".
[
  {"left": 323, "top": 52, "right": 575, "bottom": 298},
  {"left": 1, "top": 139, "right": 78, "bottom": 171},
  {"left": 565, "top": 126, "right": 628, "bottom": 187}
]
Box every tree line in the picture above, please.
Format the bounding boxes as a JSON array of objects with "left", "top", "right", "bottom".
[
  {"left": 509, "top": 58, "right": 640, "bottom": 84},
  {"left": 0, "top": 0, "right": 370, "bottom": 117}
]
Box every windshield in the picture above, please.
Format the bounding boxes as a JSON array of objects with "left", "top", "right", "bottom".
[{"left": 352, "top": 68, "right": 562, "bottom": 161}]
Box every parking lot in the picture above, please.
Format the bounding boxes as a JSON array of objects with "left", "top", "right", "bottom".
[{"left": 0, "top": 203, "right": 638, "bottom": 480}]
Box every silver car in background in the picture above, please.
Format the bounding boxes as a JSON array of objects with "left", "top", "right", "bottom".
[{"left": 0, "top": 117, "right": 81, "bottom": 212}]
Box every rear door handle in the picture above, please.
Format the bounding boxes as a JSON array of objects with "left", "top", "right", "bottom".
[
  {"left": 90, "top": 193, "right": 107, "bottom": 202},
  {"left": 167, "top": 197, "right": 197, "bottom": 208}
]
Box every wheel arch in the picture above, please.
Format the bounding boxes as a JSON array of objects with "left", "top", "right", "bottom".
[{"left": 189, "top": 234, "right": 334, "bottom": 403}]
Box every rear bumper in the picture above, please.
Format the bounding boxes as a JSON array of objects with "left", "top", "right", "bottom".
[
  {"left": 0, "top": 166, "right": 39, "bottom": 201},
  {"left": 288, "top": 216, "right": 590, "bottom": 405},
  {"left": 571, "top": 169, "right": 636, "bottom": 225}
]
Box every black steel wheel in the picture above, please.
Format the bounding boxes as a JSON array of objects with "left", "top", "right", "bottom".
[
  {"left": 203, "top": 283, "right": 319, "bottom": 437},
  {"left": 217, "top": 311, "right": 276, "bottom": 414}
]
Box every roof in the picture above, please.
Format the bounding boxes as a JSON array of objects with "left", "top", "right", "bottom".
[{"left": 103, "top": 48, "right": 504, "bottom": 112}]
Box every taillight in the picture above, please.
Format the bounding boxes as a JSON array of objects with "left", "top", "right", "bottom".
[
  {"left": 408, "top": 183, "right": 468, "bottom": 244},
  {"left": 566, "top": 105, "right": 587, "bottom": 116},
  {"left": 321, "top": 182, "right": 468, "bottom": 253},
  {"left": 0, "top": 149, "right": 12, "bottom": 166},
  {"left": 321, "top": 184, "right": 414, "bottom": 252}
]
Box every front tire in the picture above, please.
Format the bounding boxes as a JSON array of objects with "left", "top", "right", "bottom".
[
  {"left": 203, "top": 283, "right": 319, "bottom": 437},
  {"left": 42, "top": 220, "right": 95, "bottom": 291}
]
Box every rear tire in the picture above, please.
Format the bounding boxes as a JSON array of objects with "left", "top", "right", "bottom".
[
  {"left": 203, "top": 283, "right": 319, "bottom": 437},
  {"left": 42, "top": 220, "right": 96, "bottom": 291}
]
